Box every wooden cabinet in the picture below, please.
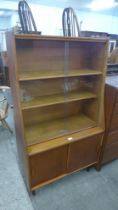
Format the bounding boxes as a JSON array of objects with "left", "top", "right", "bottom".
[
  {"left": 99, "top": 76, "right": 118, "bottom": 165},
  {"left": 6, "top": 32, "right": 108, "bottom": 191},
  {"left": 67, "top": 134, "right": 102, "bottom": 173},
  {"left": 29, "top": 145, "right": 68, "bottom": 188}
]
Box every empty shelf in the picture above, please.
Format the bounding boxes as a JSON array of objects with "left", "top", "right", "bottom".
[
  {"left": 25, "top": 113, "right": 96, "bottom": 146},
  {"left": 19, "top": 69, "right": 102, "bottom": 81},
  {"left": 21, "top": 90, "right": 97, "bottom": 110}
]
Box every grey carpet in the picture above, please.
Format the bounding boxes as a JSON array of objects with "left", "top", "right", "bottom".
[{"left": 0, "top": 107, "right": 118, "bottom": 210}]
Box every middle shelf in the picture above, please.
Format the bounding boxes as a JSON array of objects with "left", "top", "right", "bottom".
[
  {"left": 19, "top": 75, "right": 101, "bottom": 110},
  {"left": 21, "top": 90, "right": 97, "bottom": 110}
]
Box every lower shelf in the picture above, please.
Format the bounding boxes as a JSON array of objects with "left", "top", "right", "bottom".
[{"left": 25, "top": 113, "right": 96, "bottom": 146}]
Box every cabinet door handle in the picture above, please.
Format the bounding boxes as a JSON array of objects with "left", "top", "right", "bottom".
[{"left": 67, "top": 137, "right": 73, "bottom": 141}]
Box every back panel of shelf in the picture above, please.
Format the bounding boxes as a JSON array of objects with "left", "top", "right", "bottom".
[
  {"left": 68, "top": 41, "right": 106, "bottom": 73},
  {"left": 16, "top": 39, "right": 65, "bottom": 79}
]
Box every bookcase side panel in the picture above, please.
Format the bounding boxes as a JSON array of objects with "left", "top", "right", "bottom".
[{"left": 6, "top": 32, "right": 31, "bottom": 190}]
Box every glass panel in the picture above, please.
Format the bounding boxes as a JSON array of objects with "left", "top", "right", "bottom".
[
  {"left": 15, "top": 36, "right": 106, "bottom": 146},
  {"left": 23, "top": 104, "right": 66, "bottom": 145},
  {"left": 16, "top": 39, "right": 65, "bottom": 79},
  {"left": 64, "top": 39, "right": 104, "bottom": 135},
  {"left": 17, "top": 39, "right": 69, "bottom": 145}
]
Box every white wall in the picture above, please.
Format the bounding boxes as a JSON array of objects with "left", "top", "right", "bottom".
[
  {"left": 0, "top": 17, "right": 11, "bottom": 51},
  {"left": 11, "top": 12, "right": 19, "bottom": 27},
  {"left": 0, "top": 16, "right": 11, "bottom": 30},
  {"left": 27, "top": 4, "right": 63, "bottom": 35},
  {"left": 77, "top": 10, "right": 118, "bottom": 34},
  {"left": 27, "top": 4, "right": 118, "bottom": 35}
]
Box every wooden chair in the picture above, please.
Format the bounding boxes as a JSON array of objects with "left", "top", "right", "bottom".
[
  {"left": 0, "top": 86, "right": 13, "bottom": 133},
  {"left": 18, "top": 0, "right": 38, "bottom": 34},
  {"left": 62, "top": 7, "right": 81, "bottom": 37}
]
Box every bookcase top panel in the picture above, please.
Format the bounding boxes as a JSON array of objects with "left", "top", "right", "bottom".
[{"left": 14, "top": 33, "right": 108, "bottom": 43}]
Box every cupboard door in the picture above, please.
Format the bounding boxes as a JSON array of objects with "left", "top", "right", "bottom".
[
  {"left": 67, "top": 134, "right": 102, "bottom": 173},
  {"left": 29, "top": 145, "right": 68, "bottom": 188}
]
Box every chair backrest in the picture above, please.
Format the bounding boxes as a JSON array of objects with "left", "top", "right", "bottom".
[
  {"left": 18, "top": 0, "right": 37, "bottom": 33},
  {"left": 62, "top": 7, "right": 81, "bottom": 37},
  {"left": 0, "top": 97, "right": 8, "bottom": 120},
  {"left": 0, "top": 53, "right": 4, "bottom": 85}
]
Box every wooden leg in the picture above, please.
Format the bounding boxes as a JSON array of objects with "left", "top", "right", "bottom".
[
  {"left": 86, "top": 167, "right": 90, "bottom": 172},
  {"left": 95, "top": 164, "right": 101, "bottom": 172},
  {"left": 1, "top": 119, "right": 13, "bottom": 134},
  {"left": 32, "top": 190, "right": 36, "bottom": 196}
]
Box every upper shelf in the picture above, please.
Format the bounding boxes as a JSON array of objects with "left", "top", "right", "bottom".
[{"left": 19, "top": 69, "right": 102, "bottom": 81}]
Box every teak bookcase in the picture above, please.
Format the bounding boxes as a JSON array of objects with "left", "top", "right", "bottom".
[{"left": 6, "top": 32, "right": 108, "bottom": 192}]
